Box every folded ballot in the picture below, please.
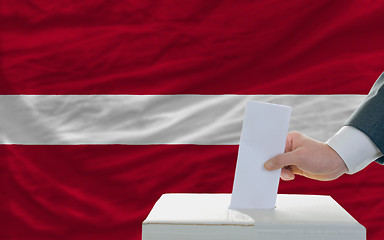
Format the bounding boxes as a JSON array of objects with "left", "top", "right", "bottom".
[
  {"left": 230, "top": 101, "right": 291, "bottom": 209},
  {"left": 142, "top": 194, "right": 366, "bottom": 240}
]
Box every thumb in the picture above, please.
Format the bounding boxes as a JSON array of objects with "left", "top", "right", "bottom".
[{"left": 264, "top": 151, "right": 301, "bottom": 171}]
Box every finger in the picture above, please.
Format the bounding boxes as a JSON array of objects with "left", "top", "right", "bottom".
[
  {"left": 284, "top": 134, "right": 293, "bottom": 152},
  {"left": 264, "top": 151, "right": 301, "bottom": 171},
  {"left": 284, "top": 131, "right": 301, "bottom": 152},
  {"left": 281, "top": 167, "right": 295, "bottom": 181},
  {"left": 289, "top": 165, "right": 304, "bottom": 176}
]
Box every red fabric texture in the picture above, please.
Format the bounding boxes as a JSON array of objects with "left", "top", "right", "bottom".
[
  {"left": 2, "top": 1, "right": 384, "bottom": 240},
  {"left": 2, "top": 145, "right": 384, "bottom": 240},
  {"left": 1, "top": 1, "right": 384, "bottom": 94}
]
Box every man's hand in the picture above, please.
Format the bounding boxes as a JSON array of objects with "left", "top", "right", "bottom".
[{"left": 264, "top": 131, "right": 348, "bottom": 181}]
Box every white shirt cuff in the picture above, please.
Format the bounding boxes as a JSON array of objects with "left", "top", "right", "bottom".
[{"left": 326, "top": 126, "right": 383, "bottom": 174}]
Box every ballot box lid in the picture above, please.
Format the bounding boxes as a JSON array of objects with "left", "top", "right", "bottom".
[{"left": 143, "top": 194, "right": 365, "bottom": 238}]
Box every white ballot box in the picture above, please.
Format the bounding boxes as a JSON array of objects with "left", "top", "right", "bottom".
[{"left": 142, "top": 194, "right": 365, "bottom": 240}]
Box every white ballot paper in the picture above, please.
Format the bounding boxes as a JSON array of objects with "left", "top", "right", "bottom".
[{"left": 230, "top": 101, "right": 291, "bottom": 209}]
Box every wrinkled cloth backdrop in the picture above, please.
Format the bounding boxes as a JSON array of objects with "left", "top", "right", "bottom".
[{"left": 1, "top": 1, "right": 384, "bottom": 240}]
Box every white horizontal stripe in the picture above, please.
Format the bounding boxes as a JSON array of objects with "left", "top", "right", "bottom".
[{"left": 0, "top": 95, "right": 365, "bottom": 145}]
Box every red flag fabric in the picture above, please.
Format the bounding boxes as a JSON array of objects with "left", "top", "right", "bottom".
[
  {"left": 1, "top": 1, "right": 384, "bottom": 240},
  {"left": 2, "top": 1, "right": 383, "bottom": 94}
]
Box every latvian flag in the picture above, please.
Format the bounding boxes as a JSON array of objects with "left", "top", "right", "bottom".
[{"left": 1, "top": 1, "right": 384, "bottom": 240}]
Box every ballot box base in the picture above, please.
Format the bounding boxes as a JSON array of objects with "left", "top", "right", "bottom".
[{"left": 142, "top": 194, "right": 365, "bottom": 240}]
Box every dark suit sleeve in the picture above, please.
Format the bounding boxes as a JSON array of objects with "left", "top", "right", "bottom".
[{"left": 346, "top": 72, "right": 384, "bottom": 164}]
